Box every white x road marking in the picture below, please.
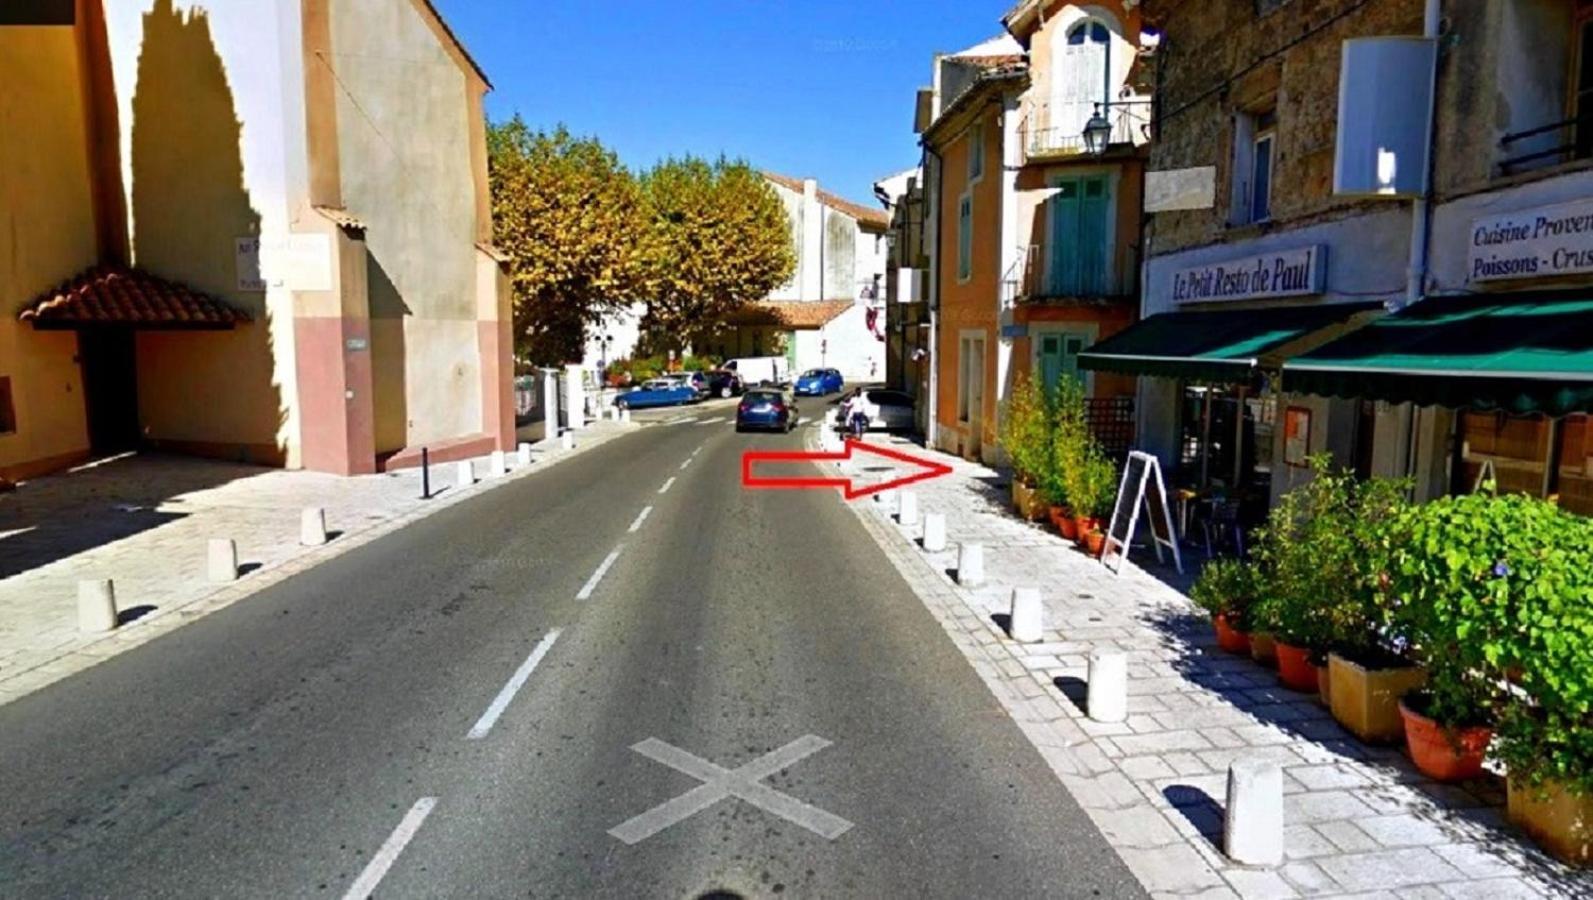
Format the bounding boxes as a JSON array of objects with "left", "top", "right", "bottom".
[{"left": 609, "top": 735, "right": 852, "bottom": 844}]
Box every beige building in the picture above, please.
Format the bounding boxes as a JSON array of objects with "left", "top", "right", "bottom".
[{"left": 0, "top": 0, "right": 513, "bottom": 480}]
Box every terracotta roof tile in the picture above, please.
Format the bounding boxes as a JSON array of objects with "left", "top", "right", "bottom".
[
  {"left": 728, "top": 299, "right": 855, "bottom": 329},
  {"left": 314, "top": 205, "right": 366, "bottom": 232},
  {"left": 761, "top": 172, "right": 890, "bottom": 230},
  {"left": 19, "top": 266, "right": 250, "bottom": 329}
]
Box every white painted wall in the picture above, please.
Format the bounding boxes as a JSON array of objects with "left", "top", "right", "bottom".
[
  {"left": 582, "top": 303, "right": 646, "bottom": 372},
  {"left": 1429, "top": 167, "right": 1593, "bottom": 293}
]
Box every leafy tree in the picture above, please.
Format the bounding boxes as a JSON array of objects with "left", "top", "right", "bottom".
[
  {"left": 487, "top": 118, "right": 649, "bottom": 366},
  {"left": 639, "top": 156, "right": 795, "bottom": 350}
]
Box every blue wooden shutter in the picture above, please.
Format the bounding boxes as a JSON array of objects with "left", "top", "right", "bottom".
[
  {"left": 1049, "top": 179, "right": 1080, "bottom": 295},
  {"left": 1079, "top": 176, "right": 1109, "bottom": 295}
]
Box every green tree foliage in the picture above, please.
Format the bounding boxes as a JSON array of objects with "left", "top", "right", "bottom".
[
  {"left": 487, "top": 118, "right": 649, "bottom": 366},
  {"left": 639, "top": 156, "right": 795, "bottom": 350}
]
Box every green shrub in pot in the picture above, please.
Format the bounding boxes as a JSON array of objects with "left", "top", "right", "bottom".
[
  {"left": 999, "top": 374, "right": 1051, "bottom": 493},
  {"left": 1191, "top": 557, "right": 1260, "bottom": 631},
  {"left": 1047, "top": 376, "right": 1089, "bottom": 509}
]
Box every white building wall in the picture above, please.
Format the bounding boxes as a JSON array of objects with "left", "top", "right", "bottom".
[{"left": 1428, "top": 167, "right": 1593, "bottom": 293}]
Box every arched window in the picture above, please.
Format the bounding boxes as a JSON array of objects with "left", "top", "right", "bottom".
[{"left": 1053, "top": 19, "right": 1112, "bottom": 149}]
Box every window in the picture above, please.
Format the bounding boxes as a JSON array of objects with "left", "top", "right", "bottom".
[
  {"left": 1047, "top": 175, "right": 1112, "bottom": 295},
  {"left": 1051, "top": 19, "right": 1111, "bottom": 152},
  {"left": 1231, "top": 107, "right": 1276, "bottom": 225},
  {"left": 1576, "top": 7, "right": 1593, "bottom": 159},
  {"left": 0, "top": 376, "right": 13, "bottom": 435},
  {"left": 968, "top": 123, "right": 985, "bottom": 180},
  {"left": 1459, "top": 411, "right": 1592, "bottom": 516},
  {"left": 956, "top": 194, "right": 973, "bottom": 281},
  {"left": 1035, "top": 332, "right": 1088, "bottom": 396}
]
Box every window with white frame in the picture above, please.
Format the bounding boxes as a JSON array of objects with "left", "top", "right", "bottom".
[
  {"left": 1230, "top": 106, "right": 1276, "bottom": 225},
  {"left": 957, "top": 194, "right": 973, "bottom": 280}
]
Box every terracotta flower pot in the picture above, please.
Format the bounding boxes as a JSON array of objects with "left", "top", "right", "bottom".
[
  {"left": 1249, "top": 632, "right": 1277, "bottom": 667},
  {"left": 1012, "top": 481, "right": 1047, "bottom": 521},
  {"left": 1275, "top": 641, "right": 1320, "bottom": 693},
  {"left": 1073, "top": 515, "right": 1101, "bottom": 541},
  {"left": 1051, "top": 505, "right": 1078, "bottom": 540},
  {"left": 1083, "top": 530, "right": 1106, "bottom": 557},
  {"left": 1508, "top": 774, "right": 1593, "bottom": 865},
  {"left": 1213, "top": 614, "right": 1252, "bottom": 655},
  {"left": 1328, "top": 652, "right": 1428, "bottom": 744},
  {"left": 1399, "top": 699, "right": 1491, "bottom": 783}
]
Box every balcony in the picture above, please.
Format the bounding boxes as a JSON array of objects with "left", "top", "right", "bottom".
[
  {"left": 1499, "top": 111, "right": 1593, "bottom": 175},
  {"left": 1018, "top": 99, "right": 1148, "bottom": 163},
  {"left": 1001, "top": 245, "right": 1132, "bottom": 307}
]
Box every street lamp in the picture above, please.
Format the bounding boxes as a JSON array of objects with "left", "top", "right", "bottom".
[{"left": 1082, "top": 105, "right": 1113, "bottom": 155}]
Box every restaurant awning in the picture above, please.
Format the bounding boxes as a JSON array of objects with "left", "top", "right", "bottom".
[
  {"left": 1077, "top": 302, "right": 1383, "bottom": 383},
  {"left": 1282, "top": 292, "right": 1593, "bottom": 416}
]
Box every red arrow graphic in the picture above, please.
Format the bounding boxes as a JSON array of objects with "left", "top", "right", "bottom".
[{"left": 741, "top": 439, "right": 954, "bottom": 500}]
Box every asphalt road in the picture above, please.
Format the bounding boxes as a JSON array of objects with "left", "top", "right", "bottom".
[{"left": 0, "top": 398, "right": 1144, "bottom": 899}]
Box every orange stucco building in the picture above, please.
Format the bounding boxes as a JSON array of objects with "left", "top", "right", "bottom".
[
  {"left": 919, "top": 1, "right": 1149, "bottom": 464},
  {"left": 0, "top": 0, "right": 512, "bottom": 481}
]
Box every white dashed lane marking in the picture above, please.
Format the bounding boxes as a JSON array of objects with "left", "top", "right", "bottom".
[
  {"left": 628, "top": 506, "right": 653, "bottom": 533},
  {"left": 343, "top": 797, "right": 438, "bottom": 899},
  {"left": 658, "top": 477, "right": 675, "bottom": 494},
  {"left": 576, "top": 546, "right": 623, "bottom": 600},
  {"left": 466, "top": 629, "right": 562, "bottom": 739}
]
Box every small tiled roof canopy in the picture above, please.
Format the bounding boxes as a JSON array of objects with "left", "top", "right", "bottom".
[
  {"left": 726, "top": 300, "right": 854, "bottom": 329},
  {"left": 19, "top": 265, "right": 251, "bottom": 330}
]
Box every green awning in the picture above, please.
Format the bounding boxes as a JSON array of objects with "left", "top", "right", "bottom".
[
  {"left": 1077, "top": 302, "right": 1383, "bottom": 383},
  {"left": 1283, "top": 292, "right": 1593, "bottom": 416}
]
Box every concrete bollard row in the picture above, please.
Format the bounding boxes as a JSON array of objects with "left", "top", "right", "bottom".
[
  {"left": 300, "top": 507, "right": 328, "bottom": 546},
  {"left": 1008, "top": 587, "right": 1043, "bottom": 642},
  {"left": 517, "top": 442, "right": 533, "bottom": 467},
  {"left": 897, "top": 491, "right": 920, "bottom": 527},
  {"left": 1087, "top": 648, "right": 1128, "bottom": 723},
  {"left": 921, "top": 512, "right": 947, "bottom": 552},
  {"left": 489, "top": 450, "right": 507, "bottom": 477},
  {"left": 77, "top": 579, "right": 118, "bottom": 633},
  {"left": 208, "top": 538, "right": 239, "bottom": 583},
  {"left": 1226, "top": 758, "right": 1285, "bottom": 866},
  {"left": 957, "top": 542, "right": 985, "bottom": 586}
]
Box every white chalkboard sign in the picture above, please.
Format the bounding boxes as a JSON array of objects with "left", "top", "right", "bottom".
[{"left": 1101, "top": 451, "right": 1183, "bottom": 575}]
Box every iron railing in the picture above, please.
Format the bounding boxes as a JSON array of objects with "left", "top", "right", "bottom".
[
  {"left": 1018, "top": 98, "right": 1150, "bottom": 162},
  {"left": 1499, "top": 111, "right": 1592, "bottom": 173}
]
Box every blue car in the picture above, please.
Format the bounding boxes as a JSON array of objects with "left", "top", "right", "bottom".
[
  {"left": 615, "top": 379, "right": 698, "bottom": 410},
  {"left": 793, "top": 368, "right": 844, "bottom": 396},
  {"left": 735, "top": 389, "right": 798, "bottom": 432}
]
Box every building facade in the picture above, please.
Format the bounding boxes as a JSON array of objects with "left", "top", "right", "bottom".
[
  {"left": 0, "top": 0, "right": 512, "bottom": 481},
  {"left": 707, "top": 173, "right": 889, "bottom": 382},
  {"left": 920, "top": 5, "right": 1148, "bottom": 465}
]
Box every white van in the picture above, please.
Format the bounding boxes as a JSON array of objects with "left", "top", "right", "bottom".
[{"left": 722, "top": 356, "right": 788, "bottom": 387}]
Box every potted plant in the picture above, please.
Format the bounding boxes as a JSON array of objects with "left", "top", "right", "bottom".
[
  {"left": 1069, "top": 447, "right": 1118, "bottom": 553},
  {"left": 1378, "top": 491, "right": 1521, "bottom": 782},
  {"left": 1049, "top": 377, "right": 1090, "bottom": 538},
  {"left": 1190, "top": 558, "right": 1258, "bottom": 655},
  {"left": 998, "top": 375, "right": 1051, "bottom": 522}
]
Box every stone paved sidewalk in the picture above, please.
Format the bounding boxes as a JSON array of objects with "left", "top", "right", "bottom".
[
  {"left": 820, "top": 429, "right": 1585, "bottom": 899},
  {"left": 0, "top": 421, "right": 633, "bottom": 707}
]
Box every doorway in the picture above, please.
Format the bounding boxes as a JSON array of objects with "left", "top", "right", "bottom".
[
  {"left": 959, "top": 333, "right": 986, "bottom": 459},
  {"left": 78, "top": 328, "right": 140, "bottom": 452}
]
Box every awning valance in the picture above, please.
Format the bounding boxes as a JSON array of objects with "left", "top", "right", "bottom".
[
  {"left": 1282, "top": 292, "right": 1593, "bottom": 416},
  {"left": 1077, "top": 302, "right": 1382, "bottom": 383}
]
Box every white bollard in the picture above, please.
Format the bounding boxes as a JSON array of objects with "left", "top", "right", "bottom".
[
  {"left": 1008, "top": 587, "right": 1043, "bottom": 642},
  {"left": 207, "top": 538, "right": 238, "bottom": 583},
  {"left": 77, "top": 579, "right": 118, "bottom": 633},
  {"left": 1087, "top": 648, "right": 1129, "bottom": 723},
  {"left": 517, "top": 442, "right": 533, "bottom": 466},
  {"left": 1225, "top": 758, "right": 1286, "bottom": 867},
  {"left": 621, "top": 407, "right": 632, "bottom": 424},
  {"left": 300, "top": 507, "right": 328, "bottom": 546},
  {"left": 489, "top": 450, "right": 507, "bottom": 477},
  {"left": 560, "top": 430, "right": 574, "bottom": 450},
  {"left": 922, "top": 513, "right": 947, "bottom": 552},
  {"left": 455, "top": 459, "right": 475, "bottom": 488},
  {"left": 958, "top": 542, "right": 985, "bottom": 587},
  {"left": 897, "top": 491, "right": 920, "bottom": 527}
]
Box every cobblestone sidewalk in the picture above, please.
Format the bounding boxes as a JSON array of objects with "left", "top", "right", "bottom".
[
  {"left": 823, "top": 429, "right": 1584, "bottom": 899},
  {"left": 0, "top": 422, "right": 632, "bottom": 707}
]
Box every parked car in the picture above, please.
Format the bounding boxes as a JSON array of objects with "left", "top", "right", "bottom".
[
  {"left": 702, "top": 369, "right": 744, "bottom": 399},
  {"left": 662, "top": 371, "right": 707, "bottom": 397},
  {"left": 834, "top": 388, "right": 915, "bottom": 432},
  {"left": 615, "top": 378, "right": 698, "bottom": 409},
  {"left": 735, "top": 389, "right": 798, "bottom": 432},
  {"left": 723, "top": 356, "right": 788, "bottom": 387},
  {"left": 794, "top": 368, "right": 844, "bottom": 396}
]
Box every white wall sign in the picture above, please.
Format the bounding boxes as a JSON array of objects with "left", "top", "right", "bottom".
[
  {"left": 1468, "top": 198, "right": 1593, "bottom": 282},
  {"left": 1145, "top": 166, "right": 1217, "bottom": 212},
  {"left": 1171, "top": 245, "right": 1327, "bottom": 303},
  {"left": 236, "top": 234, "right": 334, "bottom": 292}
]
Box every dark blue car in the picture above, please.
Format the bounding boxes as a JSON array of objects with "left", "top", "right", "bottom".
[
  {"left": 793, "top": 368, "right": 843, "bottom": 396},
  {"left": 735, "top": 390, "right": 798, "bottom": 432},
  {"left": 615, "top": 379, "right": 698, "bottom": 410}
]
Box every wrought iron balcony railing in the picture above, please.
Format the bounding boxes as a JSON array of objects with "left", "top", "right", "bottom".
[{"left": 1499, "top": 111, "right": 1592, "bottom": 174}]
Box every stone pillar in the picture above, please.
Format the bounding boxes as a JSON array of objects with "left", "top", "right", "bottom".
[{"left": 565, "top": 363, "right": 585, "bottom": 431}]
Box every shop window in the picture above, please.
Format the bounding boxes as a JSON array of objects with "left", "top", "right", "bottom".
[
  {"left": 0, "top": 377, "right": 14, "bottom": 435},
  {"left": 1457, "top": 412, "right": 1590, "bottom": 515},
  {"left": 1554, "top": 413, "right": 1592, "bottom": 515},
  {"left": 1230, "top": 107, "right": 1276, "bottom": 226},
  {"left": 956, "top": 194, "right": 973, "bottom": 281},
  {"left": 1178, "top": 383, "right": 1274, "bottom": 501}
]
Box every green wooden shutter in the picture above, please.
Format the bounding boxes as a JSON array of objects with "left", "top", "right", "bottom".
[
  {"left": 1039, "top": 334, "right": 1063, "bottom": 396},
  {"left": 1062, "top": 334, "right": 1086, "bottom": 385},
  {"left": 1079, "top": 177, "right": 1109, "bottom": 295},
  {"left": 1048, "top": 179, "right": 1080, "bottom": 295}
]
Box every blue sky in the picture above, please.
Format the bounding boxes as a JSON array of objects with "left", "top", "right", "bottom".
[{"left": 431, "top": 0, "right": 1014, "bottom": 205}]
